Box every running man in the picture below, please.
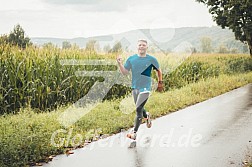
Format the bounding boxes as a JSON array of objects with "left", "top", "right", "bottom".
[{"left": 116, "top": 39, "right": 163, "bottom": 140}]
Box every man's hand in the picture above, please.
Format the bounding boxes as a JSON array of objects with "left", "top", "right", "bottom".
[
  {"left": 116, "top": 56, "right": 129, "bottom": 75},
  {"left": 155, "top": 69, "right": 163, "bottom": 92},
  {"left": 116, "top": 56, "right": 123, "bottom": 64},
  {"left": 157, "top": 81, "right": 164, "bottom": 92}
]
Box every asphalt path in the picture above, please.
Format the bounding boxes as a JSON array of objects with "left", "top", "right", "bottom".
[{"left": 43, "top": 84, "right": 252, "bottom": 167}]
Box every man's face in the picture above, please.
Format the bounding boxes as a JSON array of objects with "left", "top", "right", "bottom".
[{"left": 137, "top": 41, "right": 148, "bottom": 55}]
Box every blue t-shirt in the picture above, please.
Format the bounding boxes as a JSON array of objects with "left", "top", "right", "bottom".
[{"left": 124, "top": 54, "right": 160, "bottom": 92}]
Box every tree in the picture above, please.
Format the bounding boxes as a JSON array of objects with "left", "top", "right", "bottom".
[
  {"left": 218, "top": 44, "right": 229, "bottom": 53},
  {"left": 8, "top": 24, "right": 32, "bottom": 48},
  {"left": 71, "top": 43, "right": 80, "bottom": 50},
  {"left": 0, "top": 34, "right": 8, "bottom": 45},
  {"left": 62, "top": 41, "right": 71, "bottom": 49},
  {"left": 196, "top": 0, "right": 252, "bottom": 56},
  {"left": 85, "top": 40, "right": 96, "bottom": 54},
  {"left": 43, "top": 42, "right": 55, "bottom": 49},
  {"left": 200, "top": 37, "right": 212, "bottom": 53},
  {"left": 110, "top": 41, "right": 122, "bottom": 53}
]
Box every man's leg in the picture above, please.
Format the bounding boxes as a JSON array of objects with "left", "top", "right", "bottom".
[
  {"left": 142, "top": 108, "right": 148, "bottom": 119},
  {"left": 132, "top": 89, "right": 139, "bottom": 104},
  {"left": 133, "top": 91, "right": 150, "bottom": 132}
]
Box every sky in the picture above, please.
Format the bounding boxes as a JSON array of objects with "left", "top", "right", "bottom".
[{"left": 0, "top": 0, "right": 216, "bottom": 38}]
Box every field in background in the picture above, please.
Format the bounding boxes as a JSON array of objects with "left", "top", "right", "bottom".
[{"left": 1, "top": 44, "right": 252, "bottom": 114}]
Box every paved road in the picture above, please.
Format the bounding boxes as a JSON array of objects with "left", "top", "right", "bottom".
[{"left": 43, "top": 84, "right": 252, "bottom": 167}]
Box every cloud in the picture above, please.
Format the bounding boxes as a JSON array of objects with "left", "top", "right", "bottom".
[
  {"left": 43, "top": 0, "right": 101, "bottom": 5},
  {"left": 0, "top": 0, "right": 215, "bottom": 38},
  {"left": 42, "top": 0, "right": 132, "bottom": 12}
]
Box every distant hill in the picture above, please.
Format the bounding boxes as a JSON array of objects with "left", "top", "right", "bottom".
[{"left": 31, "top": 26, "right": 247, "bottom": 53}]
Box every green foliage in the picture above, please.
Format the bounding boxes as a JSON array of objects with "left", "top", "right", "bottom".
[
  {"left": 1, "top": 72, "right": 252, "bottom": 167},
  {"left": 71, "top": 43, "right": 79, "bottom": 50},
  {"left": 110, "top": 41, "right": 122, "bottom": 53},
  {"left": 218, "top": 44, "right": 229, "bottom": 53},
  {"left": 225, "top": 57, "right": 252, "bottom": 74},
  {"left": 0, "top": 34, "right": 8, "bottom": 45},
  {"left": 43, "top": 42, "right": 56, "bottom": 49},
  {"left": 200, "top": 36, "right": 212, "bottom": 53},
  {"left": 0, "top": 45, "right": 121, "bottom": 114},
  {"left": 0, "top": 44, "right": 251, "bottom": 115},
  {"left": 196, "top": 0, "right": 252, "bottom": 55},
  {"left": 166, "top": 60, "right": 220, "bottom": 89},
  {"left": 62, "top": 41, "right": 71, "bottom": 49},
  {"left": 0, "top": 110, "right": 63, "bottom": 167},
  {"left": 85, "top": 40, "right": 97, "bottom": 54},
  {"left": 7, "top": 24, "right": 32, "bottom": 49}
]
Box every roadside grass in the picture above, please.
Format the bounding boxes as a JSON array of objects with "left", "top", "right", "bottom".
[{"left": 1, "top": 72, "right": 252, "bottom": 167}]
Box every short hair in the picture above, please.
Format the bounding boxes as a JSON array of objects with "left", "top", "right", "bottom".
[{"left": 138, "top": 39, "right": 148, "bottom": 44}]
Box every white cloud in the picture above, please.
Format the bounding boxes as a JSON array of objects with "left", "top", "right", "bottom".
[
  {"left": 0, "top": 0, "right": 215, "bottom": 38},
  {"left": 42, "top": 0, "right": 133, "bottom": 12},
  {"left": 0, "top": 0, "right": 46, "bottom": 11}
]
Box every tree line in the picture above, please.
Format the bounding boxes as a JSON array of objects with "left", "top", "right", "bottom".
[
  {"left": 196, "top": 0, "right": 252, "bottom": 56},
  {"left": 0, "top": 24, "right": 123, "bottom": 54},
  {"left": 0, "top": 24, "right": 32, "bottom": 49},
  {"left": 1, "top": 1, "right": 252, "bottom": 57}
]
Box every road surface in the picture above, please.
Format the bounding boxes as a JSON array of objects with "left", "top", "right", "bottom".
[{"left": 43, "top": 84, "right": 252, "bottom": 167}]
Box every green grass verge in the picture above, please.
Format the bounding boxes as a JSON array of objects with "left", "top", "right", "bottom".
[{"left": 1, "top": 72, "right": 252, "bottom": 167}]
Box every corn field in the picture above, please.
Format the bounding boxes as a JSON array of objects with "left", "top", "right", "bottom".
[{"left": 0, "top": 44, "right": 252, "bottom": 114}]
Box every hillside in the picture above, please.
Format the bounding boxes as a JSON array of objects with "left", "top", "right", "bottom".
[{"left": 31, "top": 26, "right": 247, "bottom": 53}]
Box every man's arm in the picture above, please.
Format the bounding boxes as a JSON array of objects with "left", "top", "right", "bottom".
[
  {"left": 156, "top": 68, "right": 164, "bottom": 92},
  {"left": 117, "top": 57, "right": 129, "bottom": 75}
]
